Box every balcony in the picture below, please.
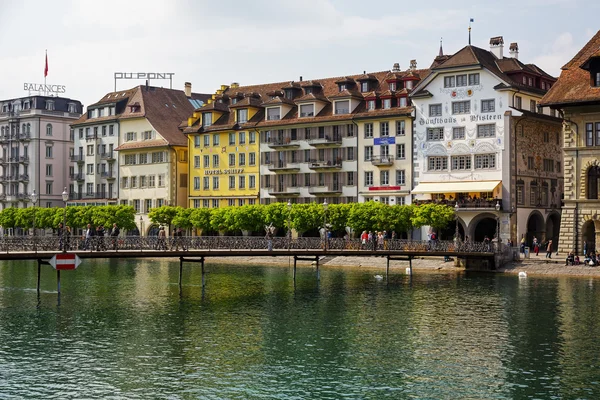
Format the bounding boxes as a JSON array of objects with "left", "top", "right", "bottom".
[
  {"left": 0, "top": 175, "right": 16, "bottom": 182},
  {"left": 70, "top": 154, "right": 85, "bottom": 163},
  {"left": 19, "top": 133, "right": 30, "bottom": 141},
  {"left": 85, "top": 134, "right": 97, "bottom": 142},
  {"left": 308, "top": 160, "right": 343, "bottom": 171},
  {"left": 266, "top": 139, "right": 301, "bottom": 150},
  {"left": 414, "top": 199, "right": 503, "bottom": 210},
  {"left": 70, "top": 173, "right": 85, "bottom": 181},
  {"left": 267, "top": 187, "right": 301, "bottom": 196},
  {"left": 308, "top": 135, "right": 342, "bottom": 147},
  {"left": 19, "top": 156, "right": 29, "bottom": 164},
  {"left": 101, "top": 171, "right": 116, "bottom": 179},
  {"left": 100, "top": 152, "right": 115, "bottom": 160},
  {"left": 0, "top": 136, "right": 8, "bottom": 144},
  {"left": 267, "top": 162, "right": 301, "bottom": 173},
  {"left": 19, "top": 174, "right": 29, "bottom": 182},
  {"left": 371, "top": 156, "right": 395, "bottom": 166},
  {"left": 69, "top": 192, "right": 116, "bottom": 200},
  {"left": 308, "top": 185, "right": 343, "bottom": 195}
]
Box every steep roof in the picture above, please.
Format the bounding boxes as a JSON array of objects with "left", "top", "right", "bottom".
[
  {"left": 541, "top": 30, "right": 600, "bottom": 107},
  {"left": 71, "top": 88, "right": 137, "bottom": 126}
]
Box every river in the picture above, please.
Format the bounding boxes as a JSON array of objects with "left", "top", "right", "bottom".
[{"left": 0, "top": 258, "right": 599, "bottom": 399}]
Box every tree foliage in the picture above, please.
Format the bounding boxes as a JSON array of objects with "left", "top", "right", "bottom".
[
  {"left": 148, "top": 206, "right": 181, "bottom": 229},
  {"left": 411, "top": 203, "right": 455, "bottom": 230}
]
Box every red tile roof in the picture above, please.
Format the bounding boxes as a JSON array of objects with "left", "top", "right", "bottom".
[{"left": 541, "top": 30, "right": 600, "bottom": 107}]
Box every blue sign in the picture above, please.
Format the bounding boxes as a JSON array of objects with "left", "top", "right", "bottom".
[{"left": 374, "top": 137, "right": 396, "bottom": 145}]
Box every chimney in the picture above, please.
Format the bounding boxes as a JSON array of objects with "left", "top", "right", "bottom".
[
  {"left": 489, "top": 36, "right": 504, "bottom": 59},
  {"left": 184, "top": 82, "right": 192, "bottom": 97},
  {"left": 300, "top": 76, "right": 303, "bottom": 82},
  {"left": 392, "top": 63, "right": 400, "bottom": 72},
  {"left": 509, "top": 42, "right": 519, "bottom": 60},
  {"left": 410, "top": 59, "right": 417, "bottom": 70}
]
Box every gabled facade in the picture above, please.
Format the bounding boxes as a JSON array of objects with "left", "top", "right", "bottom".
[
  {"left": 541, "top": 30, "right": 600, "bottom": 253},
  {"left": 0, "top": 95, "right": 82, "bottom": 209},
  {"left": 411, "top": 36, "right": 561, "bottom": 243}
]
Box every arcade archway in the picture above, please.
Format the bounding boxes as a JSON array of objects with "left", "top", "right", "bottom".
[
  {"left": 546, "top": 212, "right": 560, "bottom": 246},
  {"left": 526, "top": 211, "right": 545, "bottom": 247},
  {"left": 582, "top": 220, "right": 598, "bottom": 254},
  {"left": 437, "top": 219, "right": 466, "bottom": 240}
]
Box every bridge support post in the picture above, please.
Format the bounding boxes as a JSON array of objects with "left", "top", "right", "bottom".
[
  {"left": 37, "top": 259, "right": 42, "bottom": 293},
  {"left": 408, "top": 257, "right": 412, "bottom": 276},
  {"left": 179, "top": 257, "right": 183, "bottom": 287},
  {"left": 201, "top": 256, "right": 205, "bottom": 287},
  {"left": 57, "top": 270, "right": 61, "bottom": 294},
  {"left": 386, "top": 256, "right": 390, "bottom": 280},
  {"left": 293, "top": 256, "right": 297, "bottom": 281},
  {"left": 316, "top": 257, "right": 320, "bottom": 281}
]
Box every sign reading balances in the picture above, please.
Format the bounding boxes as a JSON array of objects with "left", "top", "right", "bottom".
[
  {"left": 24, "top": 83, "right": 66, "bottom": 93},
  {"left": 205, "top": 169, "right": 244, "bottom": 175}
]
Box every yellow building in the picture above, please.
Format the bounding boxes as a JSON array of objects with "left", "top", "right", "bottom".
[{"left": 184, "top": 83, "right": 277, "bottom": 207}]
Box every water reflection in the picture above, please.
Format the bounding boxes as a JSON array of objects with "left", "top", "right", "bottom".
[{"left": 1, "top": 260, "right": 600, "bottom": 398}]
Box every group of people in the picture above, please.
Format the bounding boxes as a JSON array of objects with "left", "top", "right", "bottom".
[
  {"left": 82, "top": 223, "right": 120, "bottom": 250},
  {"left": 520, "top": 236, "right": 554, "bottom": 259},
  {"left": 360, "top": 230, "right": 397, "bottom": 250}
]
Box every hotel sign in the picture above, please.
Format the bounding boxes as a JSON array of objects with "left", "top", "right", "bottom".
[
  {"left": 205, "top": 169, "right": 245, "bottom": 175},
  {"left": 24, "top": 83, "right": 66, "bottom": 93}
]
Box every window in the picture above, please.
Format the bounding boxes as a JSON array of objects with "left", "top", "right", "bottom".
[
  {"left": 396, "top": 120, "right": 405, "bottom": 136},
  {"left": 364, "top": 146, "right": 373, "bottom": 161},
  {"left": 213, "top": 176, "right": 219, "bottom": 189},
  {"left": 365, "top": 171, "right": 373, "bottom": 186},
  {"left": 427, "top": 127, "right": 444, "bottom": 141},
  {"left": 249, "top": 152, "right": 256, "bottom": 166},
  {"left": 86, "top": 183, "right": 93, "bottom": 194},
  {"left": 239, "top": 153, "right": 246, "bottom": 166},
  {"left": 380, "top": 196, "right": 390, "bottom": 205},
  {"left": 396, "top": 196, "right": 406, "bottom": 205},
  {"left": 239, "top": 175, "right": 245, "bottom": 189},
  {"left": 452, "top": 101, "right": 470, "bottom": 114},
  {"left": 335, "top": 100, "right": 350, "bottom": 115},
  {"left": 429, "top": 104, "right": 442, "bottom": 117},
  {"left": 149, "top": 175, "right": 155, "bottom": 187},
  {"left": 543, "top": 132, "right": 550, "bottom": 143},
  {"left": 530, "top": 100, "right": 537, "bottom": 112},
  {"left": 396, "top": 144, "right": 405, "bottom": 159},
  {"left": 515, "top": 96, "right": 522, "bottom": 109},
  {"left": 365, "top": 123, "right": 374, "bottom": 138},
  {"left": 428, "top": 156, "right": 448, "bottom": 171},
  {"left": 517, "top": 182, "right": 524, "bottom": 205},
  {"left": 193, "top": 155, "right": 200, "bottom": 168},
  {"left": 543, "top": 158, "right": 555, "bottom": 172},
  {"left": 237, "top": 109, "right": 248, "bottom": 123},
  {"left": 348, "top": 147, "right": 355, "bottom": 160},
  {"left": 528, "top": 156, "right": 535, "bottom": 170},
  {"left": 151, "top": 152, "right": 165, "bottom": 163},
  {"left": 595, "top": 72, "right": 600, "bottom": 87},
  {"left": 203, "top": 177, "right": 209, "bottom": 189},
  {"left": 142, "top": 131, "right": 153, "bottom": 140},
  {"left": 451, "top": 155, "right": 471, "bottom": 170},
  {"left": 338, "top": 83, "right": 347, "bottom": 92},
  {"left": 361, "top": 82, "right": 369, "bottom": 92},
  {"left": 158, "top": 174, "right": 165, "bottom": 187},
  {"left": 140, "top": 176, "right": 147, "bottom": 188},
  {"left": 121, "top": 177, "right": 129, "bottom": 188},
  {"left": 249, "top": 175, "right": 256, "bottom": 189},
  {"left": 347, "top": 171, "right": 355, "bottom": 186},
  {"left": 382, "top": 99, "right": 391, "bottom": 109},
  {"left": 474, "top": 154, "right": 496, "bottom": 169},
  {"left": 456, "top": 74, "right": 467, "bottom": 86},
  {"left": 380, "top": 122, "right": 389, "bottom": 137},
  {"left": 109, "top": 125, "right": 114, "bottom": 136},
  {"left": 228, "top": 154, "right": 235, "bottom": 167},
  {"left": 213, "top": 155, "right": 219, "bottom": 167},
  {"left": 300, "top": 104, "right": 314, "bottom": 117},
  {"left": 468, "top": 73, "right": 480, "bottom": 86},
  {"left": 229, "top": 132, "right": 236, "bottom": 145},
  {"left": 229, "top": 176, "right": 235, "bottom": 189},
  {"left": 130, "top": 176, "right": 137, "bottom": 188},
  {"left": 46, "top": 164, "right": 52, "bottom": 176},
  {"left": 481, "top": 99, "right": 495, "bottom": 113},
  {"left": 453, "top": 127, "right": 465, "bottom": 140},
  {"left": 477, "top": 124, "right": 496, "bottom": 138},
  {"left": 239, "top": 132, "right": 246, "bottom": 144},
  {"left": 213, "top": 134, "right": 220, "bottom": 146},
  {"left": 444, "top": 76, "right": 455, "bottom": 88},
  {"left": 399, "top": 97, "right": 408, "bottom": 107},
  {"left": 87, "top": 145, "right": 94, "bottom": 155},
  {"left": 201, "top": 199, "right": 209, "bottom": 208},
  {"left": 202, "top": 112, "right": 212, "bottom": 127},
  {"left": 46, "top": 124, "right": 52, "bottom": 136},
  {"left": 45, "top": 146, "right": 53, "bottom": 158},
  {"left": 45, "top": 100, "right": 54, "bottom": 111},
  {"left": 380, "top": 170, "right": 389, "bottom": 185},
  {"left": 389, "top": 82, "right": 396, "bottom": 91},
  {"left": 396, "top": 170, "right": 405, "bottom": 185}
]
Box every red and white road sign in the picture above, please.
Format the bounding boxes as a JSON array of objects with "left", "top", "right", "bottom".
[{"left": 49, "top": 254, "right": 81, "bottom": 270}]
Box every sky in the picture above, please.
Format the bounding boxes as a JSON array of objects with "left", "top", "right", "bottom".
[{"left": 0, "top": 0, "right": 598, "bottom": 107}]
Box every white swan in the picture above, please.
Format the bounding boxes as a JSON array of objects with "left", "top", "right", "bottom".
[
  {"left": 518, "top": 271, "right": 528, "bottom": 278},
  {"left": 374, "top": 275, "right": 384, "bottom": 280}
]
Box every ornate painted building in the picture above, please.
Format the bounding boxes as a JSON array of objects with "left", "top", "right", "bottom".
[
  {"left": 541, "top": 30, "right": 600, "bottom": 253},
  {"left": 410, "top": 37, "right": 561, "bottom": 242}
]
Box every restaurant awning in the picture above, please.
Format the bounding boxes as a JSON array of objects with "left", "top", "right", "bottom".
[{"left": 411, "top": 181, "right": 501, "bottom": 194}]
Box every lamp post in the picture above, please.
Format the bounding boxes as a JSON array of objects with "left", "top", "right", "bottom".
[
  {"left": 62, "top": 187, "right": 68, "bottom": 253},
  {"left": 139, "top": 215, "right": 144, "bottom": 237},
  {"left": 30, "top": 189, "right": 38, "bottom": 252},
  {"left": 454, "top": 202, "right": 460, "bottom": 240},
  {"left": 287, "top": 200, "right": 292, "bottom": 250},
  {"left": 495, "top": 201, "right": 501, "bottom": 251},
  {"left": 323, "top": 200, "right": 328, "bottom": 251}
]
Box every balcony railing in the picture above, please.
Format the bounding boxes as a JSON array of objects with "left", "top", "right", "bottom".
[
  {"left": 308, "top": 185, "right": 342, "bottom": 195},
  {"left": 69, "top": 192, "right": 116, "bottom": 200},
  {"left": 414, "top": 199, "right": 503, "bottom": 210},
  {"left": 70, "top": 154, "right": 85, "bottom": 162},
  {"left": 19, "top": 133, "right": 30, "bottom": 141},
  {"left": 19, "top": 174, "right": 29, "bottom": 181},
  {"left": 267, "top": 187, "right": 301, "bottom": 196},
  {"left": 371, "top": 156, "right": 395, "bottom": 166},
  {"left": 266, "top": 139, "right": 300, "bottom": 149},
  {"left": 101, "top": 171, "right": 115, "bottom": 179},
  {"left": 308, "top": 135, "right": 343, "bottom": 147},
  {"left": 70, "top": 173, "right": 85, "bottom": 181},
  {"left": 267, "top": 162, "right": 301, "bottom": 173},
  {"left": 19, "top": 156, "right": 29, "bottom": 164},
  {"left": 100, "top": 152, "right": 115, "bottom": 160},
  {"left": 308, "top": 160, "right": 343, "bottom": 170},
  {"left": 85, "top": 134, "right": 97, "bottom": 141}
]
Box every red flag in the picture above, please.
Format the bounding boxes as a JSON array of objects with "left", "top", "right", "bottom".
[{"left": 44, "top": 51, "right": 48, "bottom": 77}]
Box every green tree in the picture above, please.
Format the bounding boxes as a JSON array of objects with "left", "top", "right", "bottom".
[
  {"left": 148, "top": 206, "right": 181, "bottom": 231},
  {"left": 347, "top": 202, "right": 385, "bottom": 233},
  {"left": 190, "top": 208, "right": 213, "bottom": 233},
  {"left": 36, "top": 207, "right": 62, "bottom": 229},
  {"left": 172, "top": 208, "right": 194, "bottom": 230},
  {"left": 210, "top": 207, "right": 234, "bottom": 232},
  {"left": 263, "top": 202, "right": 287, "bottom": 231},
  {"left": 327, "top": 203, "right": 352, "bottom": 234},
  {"left": 15, "top": 207, "right": 35, "bottom": 229},
  {"left": 0, "top": 207, "right": 19, "bottom": 231},
  {"left": 290, "top": 203, "right": 323, "bottom": 235},
  {"left": 231, "top": 205, "right": 264, "bottom": 233},
  {"left": 411, "top": 203, "right": 455, "bottom": 231}
]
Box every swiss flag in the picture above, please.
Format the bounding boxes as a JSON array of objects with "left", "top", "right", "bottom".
[{"left": 44, "top": 51, "right": 48, "bottom": 77}]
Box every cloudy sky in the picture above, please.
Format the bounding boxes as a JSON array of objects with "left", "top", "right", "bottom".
[{"left": 0, "top": 0, "right": 598, "bottom": 107}]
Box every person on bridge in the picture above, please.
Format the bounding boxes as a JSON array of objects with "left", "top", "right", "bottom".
[
  {"left": 84, "top": 224, "right": 95, "bottom": 250},
  {"left": 265, "top": 229, "right": 273, "bottom": 251},
  {"left": 157, "top": 226, "right": 167, "bottom": 250},
  {"left": 110, "top": 223, "right": 120, "bottom": 250}
]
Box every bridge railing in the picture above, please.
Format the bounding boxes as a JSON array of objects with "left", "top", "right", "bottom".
[{"left": 0, "top": 236, "right": 493, "bottom": 253}]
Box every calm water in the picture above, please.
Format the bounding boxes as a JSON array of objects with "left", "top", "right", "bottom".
[{"left": 1, "top": 259, "right": 600, "bottom": 399}]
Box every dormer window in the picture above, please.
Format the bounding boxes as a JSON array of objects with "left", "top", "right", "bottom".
[
  {"left": 367, "top": 100, "right": 375, "bottom": 111},
  {"left": 594, "top": 71, "right": 600, "bottom": 87},
  {"left": 389, "top": 82, "right": 396, "bottom": 91},
  {"left": 399, "top": 97, "right": 408, "bottom": 107},
  {"left": 335, "top": 100, "right": 350, "bottom": 115},
  {"left": 267, "top": 107, "right": 280, "bottom": 121},
  {"left": 361, "top": 82, "right": 369, "bottom": 92},
  {"left": 68, "top": 103, "right": 77, "bottom": 113},
  {"left": 382, "top": 99, "right": 391, "bottom": 109},
  {"left": 129, "top": 104, "right": 141, "bottom": 113},
  {"left": 232, "top": 98, "right": 238, "bottom": 104},
  {"left": 237, "top": 109, "right": 248, "bottom": 123},
  {"left": 45, "top": 100, "right": 54, "bottom": 111},
  {"left": 23, "top": 100, "right": 30, "bottom": 110},
  {"left": 338, "top": 83, "right": 346, "bottom": 92},
  {"left": 406, "top": 80, "right": 414, "bottom": 90},
  {"left": 300, "top": 104, "right": 314, "bottom": 117},
  {"left": 305, "top": 87, "right": 313, "bottom": 95},
  {"left": 523, "top": 76, "right": 527, "bottom": 85},
  {"left": 285, "top": 89, "right": 294, "bottom": 100},
  {"left": 202, "top": 112, "right": 212, "bottom": 127}
]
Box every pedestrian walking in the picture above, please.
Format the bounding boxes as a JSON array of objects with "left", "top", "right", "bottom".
[
  {"left": 84, "top": 223, "right": 95, "bottom": 250},
  {"left": 533, "top": 236, "right": 539, "bottom": 256},
  {"left": 157, "top": 226, "right": 167, "bottom": 250},
  {"left": 546, "top": 240, "right": 553, "bottom": 259},
  {"left": 110, "top": 223, "right": 120, "bottom": 250},
  {"left": 265, "top": 229, "right": 273, "bottom": 251},
  {"left": 58, "top": 222, "right": 65, "bottom": 251}
]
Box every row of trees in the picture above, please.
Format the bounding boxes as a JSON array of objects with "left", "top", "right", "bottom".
[{"left": 148, "top": 202, "right": 456, "bottom": 236}]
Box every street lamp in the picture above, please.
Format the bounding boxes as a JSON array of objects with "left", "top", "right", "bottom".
[
  {"left": 139, "top": 215, "right": 144, "bottom": 237},
  {"left": 454, "top": 202, "right": 459, "bottom": 240},
  {"left": 30, "top": 190, "right": 38, "bottom": 252},
  {"left": 287, "top": 200, "right": 292, "bottom": 250},
  {"left": 323, "top": 200, "right": 328, "bottom": 251},
  {"left": 62, "top": 187, "right": 68, "bottom": 253},
  {"left": 495, "top": 200, "right": 501, "bottom": 250}
]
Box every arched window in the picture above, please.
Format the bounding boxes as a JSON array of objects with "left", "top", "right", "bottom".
[
  {"left": 27, "top": 123, "right": 31, "bottom": 134},
  {"left": 588, "top": 166, "right": 600, "bottom": 199},
  {"left": 22, "top": 124, "right": 26, "bottom": 134},
  {"left": 46, "top": 123, "right": 52, "bottom": 136}
]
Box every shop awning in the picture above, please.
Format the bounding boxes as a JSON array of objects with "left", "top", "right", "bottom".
[{"left": 411, "top": 181, "right": 501, "bottom": 194}]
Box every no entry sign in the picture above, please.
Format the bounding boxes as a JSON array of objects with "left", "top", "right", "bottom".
[{"left": 49, "top": 254, "right": 81, "bottom": 270}]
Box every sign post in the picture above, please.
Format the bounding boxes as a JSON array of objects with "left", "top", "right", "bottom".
[{"left": 49, "top": 254, "right": 81, "bottom": 270}]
